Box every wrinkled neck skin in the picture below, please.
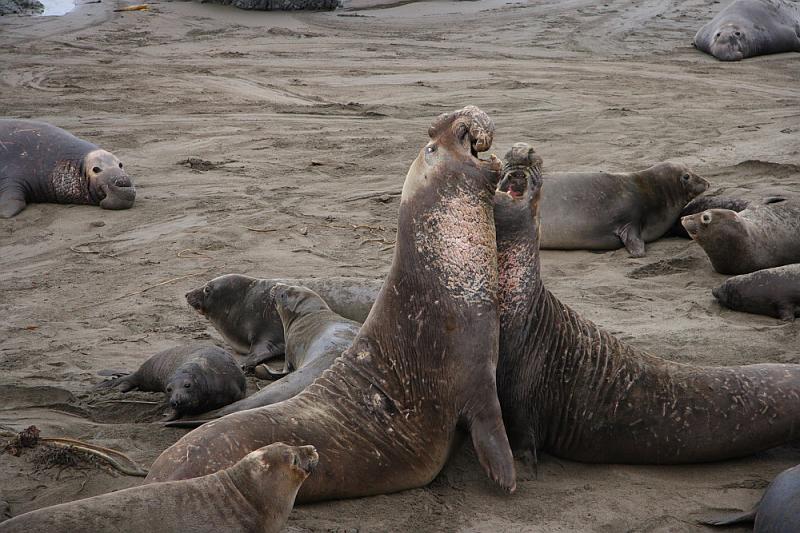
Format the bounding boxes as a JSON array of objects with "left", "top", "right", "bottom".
[{"left": 42, "top": 158, "right": 97, "bottom": 205}]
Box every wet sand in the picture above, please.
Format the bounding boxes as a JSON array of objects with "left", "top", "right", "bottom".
[{"left": 1, "top": 0, "right": 799, "bottom": 530}]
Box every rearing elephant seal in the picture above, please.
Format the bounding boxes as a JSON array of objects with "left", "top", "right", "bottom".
[
  {"left": 0, "top": 442, "right": 318, "bottom": 533},
  {"left": 0, "top": 120, "right": 135, "bottom": 218},
  {"left": 186, "top": 274, "right": 381, "bottom": 371},
  {"left": 494, "top": 142, "right": 800, "bottom": 464},
  {"left": 499, "top": 162, "right": 709, "bottom": 257},
  {"left": 681, "top": 200, "right": 800, "bottom": 275},
  {"left": 713, "top": 263, "right": 800, "bottom": 321},
  {"left": 694, "top": 0, "right": 800, "bottom": 61},
  {"left": 146, "top": 105, "right": 517, "bottom": 499}
]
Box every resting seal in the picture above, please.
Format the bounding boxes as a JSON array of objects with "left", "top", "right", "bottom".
[
  {"left": 694, "top": 0, "right": 800, "bottom": 61},
  {"left": 494, "top": 142, "right": 800, "bottom": 464},
  {"left": 0, "top": 442, "right": 318, "bottom": 533},
  {"left": 0, "top": 120, "right": 135, "bottom": 218},
  {"left": 713, "top": 263, "right": 800, "bottom": 321},
  {"left": 681, "top": 200, "right": 800, "bottom": 274},
  {"left": 186, "top": 275, "right": 381, "bottom": 371},
  {"left": 146, "top": 106, "right": 517, "bottom": 499},
  {"left": 701, "top": 464, "right": 800, "bottom": 531},
  {"left": 98, "top": 344, "right": 246, "bottom": 420},
  {"left": 668, "top": 195, "right": 751, "bottom": 238},
  {"left": 499, "top": 162, "right": 709, "bottom": 257}
]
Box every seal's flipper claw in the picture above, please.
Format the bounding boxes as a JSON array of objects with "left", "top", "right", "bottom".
[
  {"left": 616, "top": 224, "right": 646, "bottom": 258},
  {"left": 241, "top": 347, "right": 283, "bottom": 373},
  {"left": 469, "top": 401, "right": 516, "bottom": 493},
  {"left": 254, "top": 363, "right": 290, "bottom": 381}
]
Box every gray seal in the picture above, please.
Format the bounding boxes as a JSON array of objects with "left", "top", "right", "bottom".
[
  {"left": 186, "top": 274, "right": 381, "bottom": 371},
  {"left": 0, "top": 120, "right": 135, "bottom": 218},
  {"left": 694, "top": 0, "right": 800, "bottom": 61},
  {"left": 0, "top": 443, "right": 318, "bottom": 533},
  {"left": 97, "top": 344, "right": 246, "bottom": 420},
  {"left": 713, "top": 263, "right": 800, "bottom": 321},
  {"left": 499, "top": 162, "right": 709, "bottom": 257},
  {"left": 668, "top": 195, "right": 751, "bottom": 238},
  {"left": 681, "top": 200, "right": 800, "bottom": 274}
]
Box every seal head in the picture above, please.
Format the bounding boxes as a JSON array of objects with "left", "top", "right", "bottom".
[
  {"left": 709, "top": 24, "right": 749, "bottom": 61},
  {"left": 84, "top": 149, "right": 136, "bottom": 210}
]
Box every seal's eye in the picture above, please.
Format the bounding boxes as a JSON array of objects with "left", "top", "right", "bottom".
[
  {"left": 203, "top": 286, "right": 210, "bottom": 295},
  {"left": 734, "top": 31, "right": 741, "bottom": 37},
  {"left": 92, "top": 166, "right": 102, "bottom": 174},
  {"left": 701, "top": 213, "right": 712, "bottom": 224},
  {"left": 118, "top": 162, "right": 123, "bottom": 169},
  {"left": 184, "top": 383, "right": 191, "bottom": 389},
  {"left": 681, "top": 174, "right": 690, "bottom": 182},
  {"left": 166, "top": 386, "right": 173, "bottom": 393},
  {"left": 715, "top": 32, "right": 721, "bottom": 38},
  {"left": 425, "top": 145, "right": 436, "bottom": 154}
]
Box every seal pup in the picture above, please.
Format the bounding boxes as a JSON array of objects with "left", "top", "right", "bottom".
[
  {"left": 494, "top": 142, "right": 800, "bottom": 464},
  {"left": 700, "top": 464, "right": 800, "bottom": 531},
  {"left": 713, "top": 263, "right": 800, "bottom": 321},
  {"left": 146, "top": 106, "right": 517, "bottom": 499},
  {"left": 186, "top": 274, "right": 381, "bottom": 371},
  {"left": 0, "top": 120, "right": 135, "bottom": 218},
  {"left": 97, "top": 344, "right": 246, "bottom": 420},
  {"left": 681, "top": 200, "right": 800, "bottom": 275},
  {"left": 0, "top": 443, "right": 318, "bottom": 533},
  {"left": 500, "top": 162, "right": 709, "bottom": 257},
  {"left": 694, "top": 0, "right": 800, "bottom": 61}
]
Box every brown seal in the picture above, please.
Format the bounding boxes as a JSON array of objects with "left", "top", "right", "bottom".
[
  {"left": 713, "top": 263, "right": 800, "bottom": 321},
  {"left": 494, "top": 142, "right": 800, "bottom": 464},
  {"left": 0, "top": 442, "right": 318, "bottom": 533},
  {"left": 145, "top": 105, "right": 517, "bottom": 499},
  {"left": 681, "top": 200, "right": 800, "bottom": 274},
  {"left": 97, "top": 344, "right": 246, "bottom": 420},
  {"left": 0, "top": 120, "right": 135, "bottom": 218}
]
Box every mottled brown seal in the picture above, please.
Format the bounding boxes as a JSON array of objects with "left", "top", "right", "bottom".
[
  {"left": 494, "top": 142, "right": 800, "bottom": 464},
  {"left": 145, "top": 106, "right": 516, "bottom": 499},
  {"left": 713, "top": 263, "right": 800, "bottom": 321},
  {"left": 0, "top": 120, "right": 135, "bottom": 218},
  {"left": 0, "top": 443, "right": 318, "bottom": 533},
  {"left": 682, "top": 200, "right": 800, "bottom": 274}
]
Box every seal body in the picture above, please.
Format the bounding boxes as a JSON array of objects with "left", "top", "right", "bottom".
[
  {"left": 99, "top": 344, "right": 246, "bottom": 419},
  {"left": 669, "top": 195, "right": 751, "bottom": 238},
  {"left": 146, "top": 106, "right": 517, "bottom": 500},
  {"left": 186, "top": 275, "right": 381, "bottom": 371},
  {"left": 713, "top": 263, "right": 800, "bottom": 321},
  {"left": 0, "top": 120, "right": 135, "bottom": 218},
  {"left": 682, "top": 201, "right": 800, "bottom": 275},
  {"left": 0, "top": 443, "right": 318, "bottom": 533},
  {"left": 694, "top": 0, "right": 800, "bottom": 61},
  {"left": 522, "top": 163, "right": 708, "bottom": 257},
  {"left": 494, "top": 142, "right": 800, "bottom": 464}
]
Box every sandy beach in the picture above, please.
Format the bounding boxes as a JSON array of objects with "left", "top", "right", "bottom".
[{"left": 1, "top": 0, "right": 799, "bottom": 530}]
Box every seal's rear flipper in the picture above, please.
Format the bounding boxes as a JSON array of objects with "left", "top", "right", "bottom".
[
  {"left": 241, "top": 342, "right": 284, "bottom": 373},
  {"left": 0, "top": 187, "right": 27, "bottom": 219},
  {"left": 698, "top": 508, "right": 756, "bottom": 526},
  {"left": 467, "top": 399, "right": 516, "bottom": 493},
  {"left": 616, "top": 224, "right": 645, "bottom": 258}
]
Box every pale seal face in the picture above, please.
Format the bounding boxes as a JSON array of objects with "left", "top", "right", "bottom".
[
  {"left": 680, "top": 208, "right": 740, "bottom": 242},
  {"left": 84, "top": 149, "right": 136, "bottom": 209},
  {"left": 709, "top": 24, "right": 748, "bottom": 61},
  {"left": 247, "top": 443, "right": 319, "bottom": 478}
]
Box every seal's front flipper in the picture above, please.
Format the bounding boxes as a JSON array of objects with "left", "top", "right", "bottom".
[
  {"left": 778, "top": 304, "right": 796, "bottom": 322},
  {"left": 254, "top": 362, "right": 290, "bottom": 381},
  {"left": 0, "top": 187, "right": 27, "bottom": 218},
  {"left": 698, "top": 508, "right": 756, "bottom": 526},
  {"left": 467, "top": 398, "right": 516, "bottom": 493},
  {"left": 241, "top": 341, "right": 284, "bottom": 373},
  {"left": 616, "top": 224, "right": 645, "bottom": 257}
]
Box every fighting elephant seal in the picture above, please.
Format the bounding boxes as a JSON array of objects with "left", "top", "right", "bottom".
[
  {"left": 0, "top": 120, "right": 135, "bottom": 218},
  {"left": 499, "top": 162, "right": 709, "bottom": 257},
  {"left": 493, "top": 142, "right": 800, "bottom": 464},
  {"left": 681, "top": 200, "right": 800, "bottom": 274},
  {"left": 694, "top": 0, "right": 800, "bottom": 61},
  {"left": 0, "top": 442, "right": 318, "bottom": 533},
  {"left": 713, "top": 263, "right": 800, "bottom": 321},
  {"left": 146, "top": 106, "right": 517, "bottom": 499},
  {"left": 186, "top": 274, "right": 381, "bottom": 371},
  {"left": 700, "top": 463, "right": 800, "bottom": 531},
  {"left": 97, "top": 344, "right": 246, "bottom": 420}
]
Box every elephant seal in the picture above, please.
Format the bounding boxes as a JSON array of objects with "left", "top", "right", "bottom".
[
  {"left": 146, "top": 105, "right": 517, "bottom": 499},
  {"left": 97, "top": 344, "right": 246, "bottom": 420},
  {"left": 681, "top": 200, "right": 800, "bottom": 274},
  {"left": 186, "top": 274, "right": 381, "bottom": 371},
  {"left": 493, "top": 142, "right": 800, "bottom": 464},
  {"left": 713, "top": 263, "right": 800, "bottom": 321},
  {"left": 0, "top": 442, "right": 318, "bottom": 533},
  {"left": 668, "top": 195, "right": 751, "bottom": 238},
  {"left": 168, "top": 283, "right": 363, "bottom": 426},
  {"left": 700, "top": 464, "right": 800, "bottom": 531},
  {"left": 499, "top": 162, "right": 709, "bottom": 257},
  {"left": 0, "top": 120, "right": 135, "bottom": 218},
  {"left": 694, "top": 0, "right": 800, "bottom": 61}
]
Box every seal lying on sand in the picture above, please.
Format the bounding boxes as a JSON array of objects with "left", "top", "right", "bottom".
[
  {"left": 681, "top": 200, "right": 800, "bottom": 275},
  {"left": 713, "top": 263, "right": 800, "bottom": 321},
  {"left": 0, "top": 120, "right": 135, "bottom": 218},
  {"left": 186, "top": 275, "right": 381, "bottom": 371},
  {"left": 694, "top": 0, "right": 800, "bottom": 61},
  {"left": 98, "top": 344, "right": 246, "bottom": 420},
  {"left": 499, "top": 162, "right": 709, "bottom": 257},
  {"left": 494, "top": 142, "right": 800, "bottom": 464},
  {"left": 146, "top": 106, "right": 517, "bottom": 499},
  {"left": 0, "top": 443, "right": 318, "bottom": 533}
]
